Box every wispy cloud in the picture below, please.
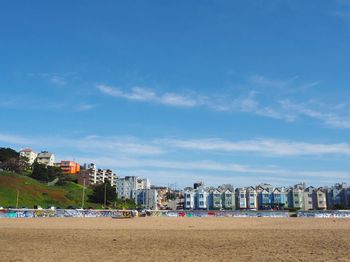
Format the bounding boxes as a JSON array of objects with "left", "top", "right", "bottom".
[
  {"left": 96, "top": 85, "right": 197, "bottom": 107},
  {"left": 50, "top": 76, "right": 66, "bottom": 86},
  {"left": 1, "top": 132, "right": 349, "bottom": 186},
  {"left": 159, "top": 138, "right": 350, "bottom": 156},
  {"left": 280, "top": 100, "right": 350, "bottom": 129},
  {"left": 96, "top": 80, "right": 350, "bottom": 129}
]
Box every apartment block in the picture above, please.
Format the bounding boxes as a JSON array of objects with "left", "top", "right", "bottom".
[
  {"left": 135, "top": 189, "right": 158, "bottom": 210},
  {"left": 36, "top": 151, "right": 55, "bottom": 166},
  {"left": 19, "top": 148, "right": 37, "bottom": 165}
]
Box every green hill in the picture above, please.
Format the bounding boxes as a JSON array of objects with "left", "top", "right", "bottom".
[{"left": 0, "top": 172, "right": 100, "bottom": 209}]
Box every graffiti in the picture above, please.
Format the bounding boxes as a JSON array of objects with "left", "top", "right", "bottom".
[
  {"left": 5, "top": 209, "right": 350, "bottom": 218},
  {"left": 297, "top": 210, "right": 350, "bottom": 218}
]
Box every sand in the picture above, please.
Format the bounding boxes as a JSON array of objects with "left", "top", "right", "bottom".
[{"left": 0, "top": 217, "right": 350, "bottom": 261}]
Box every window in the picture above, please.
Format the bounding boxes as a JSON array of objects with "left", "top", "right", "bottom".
[
  {"left": 295, "top": 201, "right": 299, "bottom": 204},
  {"left": 308, "top": 201, "right": 312, "bottom": 204},
  {"left": 199, "top": 194, "right": 204, "bottom": 198},
  {"left": 214, "top": 194, "right": 221, "bottom": 197},
  {"left": 240, "top": 194, "right": 245, "bottom": 198},
  {"left": 186, "top": 194, "right": 191, "bottom": 198},
  {"left": 225, "top": 194, "right": 231, "bottom": 198},
  {"left": 308, "top": 194, "right": 313, "bottom": 198},
  {"left": 186, "top": 201, "right": 190, "bottom": 206},
  {"left": 250, "top": 194, "right": 254, "bottom": 197},
  {"left": 215, "top": 201, "right": 220, "bottom": 205},
  {"left": 199, "top": 201, "right": 204, "bottom": 206}
]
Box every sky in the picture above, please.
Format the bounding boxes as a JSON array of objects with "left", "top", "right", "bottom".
[{"left": 1, "top": 0, "right": 350, "bottom": 188}]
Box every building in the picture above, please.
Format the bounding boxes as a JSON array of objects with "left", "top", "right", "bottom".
[
  {"left": 150, "top": 186, "right": 169, "bottom": 209},
  {"left": 116, "top": 176, "right": 150, "bottom": 199},
  {"left": 135, "top": 189, "right": 158, "bottom": 210},
  {"left": 60, "top": 161, "right": 80, "bottom": 175},
  {"left": 183, "top": 189, "right": 195, "bottom": 209},
  {"left": 289, "top": 187, "right": 304, "bottom": 210},
  {"left": 194, "top": 187, "right": 208, "bottom": 209},
  {"left": 210, "top": 189, "right": 223, "bottom": 210},
  {"left": 236, "top": 188, "right": 247, "bottom": 209},
  {"left": 222, "top": 189, "right": 235, "bottom": 210},
  {"left": 302, "top": 186, "right": 315, "bottom": 211},
  {"left": 326, "top": 183, "right": 348, "bottom": 209},
  {"left": 36, "top": 151, "right": 55, "bottom": 166},
  {"left": 272, "top": 187, "right": 289, "bottom": 209},
  {"left": 19, "top": 148, "right": 37, "bottom": 165},
  {"left": 76, "top": 171, "right": 91, "bottom": 187},
  {"left": 246, "top": 186, "right": 258, "bottom": 210},
  {"left": 93, "top": 169, "right": 118, "bottom": 187},
  {"left": 315, "top": 188, "right": 327, "bottom": 210}
]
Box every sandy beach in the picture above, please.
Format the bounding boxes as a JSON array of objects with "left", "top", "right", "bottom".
[{"left": 0, "top": 217, "right": 350, "bottom": 261}]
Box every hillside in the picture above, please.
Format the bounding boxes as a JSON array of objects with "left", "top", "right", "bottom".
[{"left": 0, "top": 172, "right": 100, "bottom": 209}]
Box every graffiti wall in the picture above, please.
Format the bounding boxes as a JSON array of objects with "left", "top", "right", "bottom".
[
  {"left": 4, "top": 209, "right": 350, "bottom": 218},
  {"left": 297, "top": 210, "right": 350, "bottom": 218}
]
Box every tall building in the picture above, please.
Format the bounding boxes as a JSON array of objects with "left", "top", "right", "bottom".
[
  {"left": 116, "top": 176, "right": 150, "bottom": 199},
  {"left": 19, "top": 148, "right": 37, "bottom": 165},
  {"left": 36, "top": 151, "right": 55, "bottom": 166},
  {"left": 135, "top": 189, "right": 158, "bottom": 210}
]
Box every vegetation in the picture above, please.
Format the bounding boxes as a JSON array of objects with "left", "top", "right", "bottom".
[
  {"left": 89, "top": 180, "right": 117, "bottom": 206},
  {"left": 0, "top": 147, "right": 19, "bottom": 162},
  {"left": 0, "top": 171, "right": 100, "bottom": 209},
  {"left": 0, "top": 147, "right": 135, "bottom": 209}
]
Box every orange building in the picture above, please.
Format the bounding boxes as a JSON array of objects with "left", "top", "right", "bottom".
[{"left": 60, "top": 161, "right": 80, "bottom": 175}]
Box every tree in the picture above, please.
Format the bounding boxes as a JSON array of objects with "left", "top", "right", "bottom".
[
  {"left": 0, "top": 147, "right": 19, "bottom": 162},
  {"left": 31, "top": 162, "right": 63, "bottom": 182},
  {"left": 89, "top": 180, "right": 117, "bottom": 205},
  {"left": 0, "top": 157, "right": 30, "bottom": 173}
]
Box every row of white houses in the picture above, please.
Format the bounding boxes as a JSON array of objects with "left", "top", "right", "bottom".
[{"left": 183, "top": 182, "right": 350, "bottom": 211}]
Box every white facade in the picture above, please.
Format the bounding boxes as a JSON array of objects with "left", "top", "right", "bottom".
[
  {"left": 116, "top": 176, "right": 150, "bottom": 199},
  {"left": 237, "top": 188, "right": 247, "bottom": 209},
  {"left": 90, "top": 169, "right": 118, "bottom": 187},
  {"left": 19, "top": 149, "right": 37, "bottom": 165},
  {"left": 196, "top": 188, "right": 208, "bottom": 209},
  {"left": 184, "top": 190, "right": 195, "bottom": 209},
  {"left": 135, "top": 189, "right": 158, "bottom": 210},
  {"left": 36, "top": 151, "right": 55, "bottom": 166},
  {"left": 246, "top": 187, "right": 258, "bottom": 210}
]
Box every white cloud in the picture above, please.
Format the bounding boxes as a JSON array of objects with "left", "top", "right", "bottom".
[
  {"left": 96, "top": 85, "right": 197, "bottom": 107},
  {"left": 280, "top": 100, "right": 350, "bottom": 129},
  {"left": 50, "top": 76, "right": 66, "bottom": 86},
  {"left": 1, "top": 132, "right": 349, "bottom": 186},
  {"left": 159, "top": 138, "right": 350, "bottom": 156}
]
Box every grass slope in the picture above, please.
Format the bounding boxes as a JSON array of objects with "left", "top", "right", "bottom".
[{"left": 0, "top": 172, "right": 100, "bottom": 209}]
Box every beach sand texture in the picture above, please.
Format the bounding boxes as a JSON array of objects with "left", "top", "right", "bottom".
[{"left": 1, "top": 217, "right": 350, "bottom": 261}]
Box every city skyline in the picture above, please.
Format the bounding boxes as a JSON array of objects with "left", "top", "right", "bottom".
[{"left": 1, "top": 1, "right": 350, "bottom": 187}]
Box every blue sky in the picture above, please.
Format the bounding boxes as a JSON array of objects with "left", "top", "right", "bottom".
[{"left": 1, "top": 0, "right": 350, "bottom": 188}]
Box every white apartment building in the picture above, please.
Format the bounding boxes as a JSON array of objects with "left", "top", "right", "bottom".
[
  {"left": 36, "top": 151, "right": 55, "bottom": 166},
  {"left": 236, "top": 188, "right": 247, "bottom": 209},
  {"left": 195, "top": 187, "right": 208, "bottom": 209},
  {"left": 19, "top": 148, "right": 37, "bottom": 165},
  {"left": 116, "top": 176, "right": 150, "bottom": 199},
  {"left": 184, "top": 190, "right": 195, "bottom": 209},
  {"left": 135, "top": 189, "right": 158, "bottom": 210},
  {"left": 91, "top": 169, "right": 118, "bottom": 187}
]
